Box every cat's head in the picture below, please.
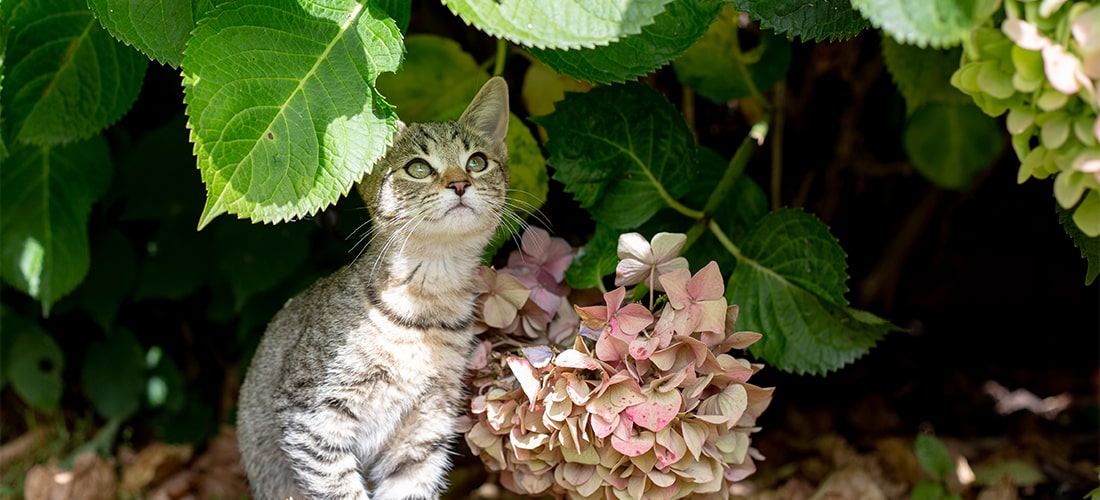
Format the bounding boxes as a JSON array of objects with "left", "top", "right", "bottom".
[{"left": 358, "top": 77, "right": 510, "bottom": 241}]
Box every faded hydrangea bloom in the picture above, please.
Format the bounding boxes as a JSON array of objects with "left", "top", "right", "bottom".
[
  {"left": 615, "top": 232, "right": 689, "bottom": 291},
  {"left": 467, "top": 230, "right": 773, "bottom": 499}
]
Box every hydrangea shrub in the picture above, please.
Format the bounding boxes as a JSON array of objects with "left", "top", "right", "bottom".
[{"left": 465, "top": 228, "right": 774, "bottom": 498}]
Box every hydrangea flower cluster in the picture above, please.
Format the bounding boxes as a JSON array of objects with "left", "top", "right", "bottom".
[
  {"left": 466, "top": 229, "right": 773, "bottom": 499},
  {"left": 952, "top": 0, "right": 1100, "bottom": 236}
]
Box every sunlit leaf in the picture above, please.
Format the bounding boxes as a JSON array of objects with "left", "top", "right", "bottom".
[
  {"left": 88, "top": 0, "right": 207, "bottom": 67},
  {"left": 851, "top": 0, "right": 1000, "bottom": 48},
  {"left": 2, "top": 0, "right": 146, "bottom": 145},
  {"left": 442, "top": 0, "right": 674, "bottom": 50},
  {"left": 182, "top": 0, "right": 402, "bottom": 227},
  {"left": 0, "top": 139, "right": 113, "bottom": 315},
  {"left": 529, "top": 0, "right": 723, "bottom": 84}
]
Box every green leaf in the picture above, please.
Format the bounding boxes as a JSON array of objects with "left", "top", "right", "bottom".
[
  {"left": 851, "top": 0, "right": 999, "bottom": 48},
  {"left": 0, "top": 138, "right": 114, "bottom": 315},
  {"left": 565, "top": 224, "right": 621, "bottom": 290},
  {"left": 5, "top": 316, "right": 65, "bottom": 411},
  {"left": 911, "top": 479, "right": 950, "bottom": 500},
  {"left": 2, "top": 0, "right": 147, "bottom": 145},
  {"left": 881, "top": 37, "right": 970, "bottom": 114},
  {"left": 528, "top": 0, "right": 723, "bottom": 84},
  {"left": 914, "top": 433, "right": 955, "bottom": 479},
  {"left": 64, "top": 228, "right": 137, "bottom": 329},
  {"left": 212, "top": 218, "right": 312, "bottom": 310},
  {"left": 118, "top": 115, "right": 206, "bottom": 221},
  {"left": 538, "top": 83, "right": 697, "bottom": 230},
  {"left": 903, "top": 102, "right": 1004, "bottom": 190},
  {"left": 82, "top": 330, "right": 146, "bottom": 419},
  {"left": 1057, "top": 202, "right": 1100, "bottom": 286},
  {"left": 672, "top": 4, "right": 791, "bottom": 103},
  {"left": 88, "top": 0, "right": 204, "bottom": 68},
  {"left": 727, "top": 209, "right": 894, "bottom": 374},
  {"left": 375, "top": 0, "right": 410, "bottom": 33},
  {"left": 443, "top": 0, "right": 674, "bottom": 50},
  {"left": 134, "top": 218, "right": 213, "bottom": 301},
  {"left": 376, "top": 35, "right": 489, "bottom": 123},
  {"left": 182, "top": 0, "right": 403, "bottom": 227},
  {"left": 731, "top": 0, "right": 869, "bottom": 42}
]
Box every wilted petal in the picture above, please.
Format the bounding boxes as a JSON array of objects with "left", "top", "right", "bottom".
[
  {"left": 721, "top": 330, "right": 763, "bottom": 351},
  {"left": 590, "top": 413, "right": 618, "bottom": 438},
  {"left": 681, "top": 420, "right": 708, "bottom": 460},
  {"left": 653, "top": 428, "right": 687, "bottom": 470},
  {"left": 649, "top": 233, "right": 687, "bottom": 263},
  {"left": 586, "top": 374, "right": 645, "bottom": 421},
  {"left": 595, "top": 329, "right": 630, "bottom": 363},
  {"left": 699, "top": 383, "right": 748, "bottom": 429},
  {"left": 522, "top": 345, "right": 555, "bottom": 368},
  {"left": 628, "top": 335, "right": 662, "bottom": 361},
  {"left": 725, "top": 454, "right": 757, "bottom": 482},
  {"left": 687, "top": 261, "right": 725, "bottom": 300},
  {"left": 695, "top": 298, "right": 728, "bottom": 334},
  {"left": 468, "top": 340, "right": 492, "bottom": 370},
  {"left": 507, "top": 357, "right": 543, "bottom": 410},
  {"left": 556, "top": 349, "right": 602, "bottom": 370},
  {"left": 614, "top": 303, "right": 654, "bottom": 337}
]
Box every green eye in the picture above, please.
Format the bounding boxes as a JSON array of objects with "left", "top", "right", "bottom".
[
  {"left": 466, "top": 153, "right": 488, "bottom": 173},
  {"left": 404, "top": 160, "right": 433, "bottom": 179}
]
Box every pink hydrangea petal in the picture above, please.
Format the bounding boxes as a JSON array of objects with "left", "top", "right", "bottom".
[
  {"left": 653, "top": 430, "right": 687, "bottom": 470},
  {"left": 687, "top": 261, "right": 725, "bottom": 300},
  {"left": 614, "top": 303, "right": 655, "bottom": 336},
  {"left": 1043, "top": 44, "right": 1084, "bottom": 94},
  {"left": 681, "top": 420, "right": 708, "bottom": 460},
  {"left": 542, "top": 239, "right": 574, "bottom": 282},
  {"left": 520, "top": 226, "right": 551, "bottom": 260},
  {"left": 507, "top": 356, "right": 543, "bottom": 410},
  {"left": 468, "top": 340, "right": 492, "bottom": 370},
  {"left": 611, "top": 429, "right": 654, "bottom": 457},
  {"left": 624, "top": 386, "right": 682, "bottom": 432},
  {"left": 555, "top": 349, "right": 602, "bottom": 370},
  {"left": 1003, "top": 19, "right": 1052, "bottom": 51},
  {"left": 590, "top": 413, "right": 618, "bottom": 438},
  {"left": 1074, "top": 5, "right": 1100, "bottom": 51},
  {"left": 483, "top": 294, "right": 520, "bottom": 329},
  {"left": 586, "top": 374, "right": 645, "bottom": 421},
  {"left": 696, "top": 298, "right": 728, "bottom": 334},
  {"left": 658, "top": 268, "right": 692, "bottom": 309},
  {"left": 629, "top": 335, "right": 662, "bottom": 361}
]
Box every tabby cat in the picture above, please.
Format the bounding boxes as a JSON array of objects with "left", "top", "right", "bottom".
[{"left": 237, "top": 77, "right": 510, "bottom": 500}]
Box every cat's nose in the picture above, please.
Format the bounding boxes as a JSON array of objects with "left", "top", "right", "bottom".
[{"left": 448, "top": 180, "right": 470, "bottom": 196}]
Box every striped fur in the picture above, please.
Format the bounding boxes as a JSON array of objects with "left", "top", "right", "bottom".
[{"left": 238, "top": 78, "right": 510, "bottom": 500}]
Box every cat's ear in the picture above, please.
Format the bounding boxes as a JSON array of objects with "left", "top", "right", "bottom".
[{"left": 460, "top": 76, "right": 509, "bottom": 157}]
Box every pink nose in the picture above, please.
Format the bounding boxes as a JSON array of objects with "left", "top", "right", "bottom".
[{"left": 448, "top": 180, "right": 470, "bottom": 196}]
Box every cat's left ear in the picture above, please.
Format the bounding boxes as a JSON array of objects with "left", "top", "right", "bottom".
[{"left": 460, "top": 76, "right": 509, "bottom": 158}]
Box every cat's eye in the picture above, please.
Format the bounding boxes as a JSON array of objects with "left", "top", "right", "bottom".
[
  {"left": 404, "top": 160, "right": 433, "bottom": 179},
  {"left": 466, "top": 153, "right": 488, "bottom": 173}
]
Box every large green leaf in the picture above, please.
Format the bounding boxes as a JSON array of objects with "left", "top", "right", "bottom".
[
  {"left": 0, "top": 138, "right": 113, "bottom": 315},
  {"left": 442, "top": 0, "right": 674, "bottom": 50},
  {"left": 726, "top": 209, "right": 894, "bottom": 374},
  {"left": 375, "top": 0, "right": 410, "bottom": 33},
  {"left": 732, "top": 0, "right": 869, "bottom": 42},
  {"left": 65, "top": 228, "right": 137, "bottom": 329},
  {"left": 88, "top": 0, "right": 206, "bottom": 68},
  {"left": 672, "top": 4, "right": 791, "bottom": 103},
  {"left": 881, "top": 37, "right": 970, "bottom": 114},
  {"left": 528, "top": 0, "right": 723, "bottom": 84},
  {"left": 82, "top": 329, "right": 146, "bottom": 419},
  {"left": 851, "top": 0, "right": 1000, "bottom": 48},
  {"left": 903, "top": 102, "right": 1004, "bottom": 190},
  {"left": 2, "top": 0, "right": 147, "bottom": 145},
  {"left": 537, "top": 83, "right": 697, "bottom": 230},
  {"left": 182, "top": 0, "right": 403, "bottom": 227},
  {"left": 212, "top": 218, "right": 312, "bottom": 310}
]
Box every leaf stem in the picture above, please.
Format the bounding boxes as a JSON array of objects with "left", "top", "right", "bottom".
[
  {"left": 493, "top": 38, "right": 507, "bottom": 77},
  {"left": 683, "top": 121, "right": 764, "bottom": 257},
  {"left": 770, "top": 81, "right": 785, "bottom": 210},
  {"left": 708, "top": 219, "right": 743, "bottom": 260}
]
